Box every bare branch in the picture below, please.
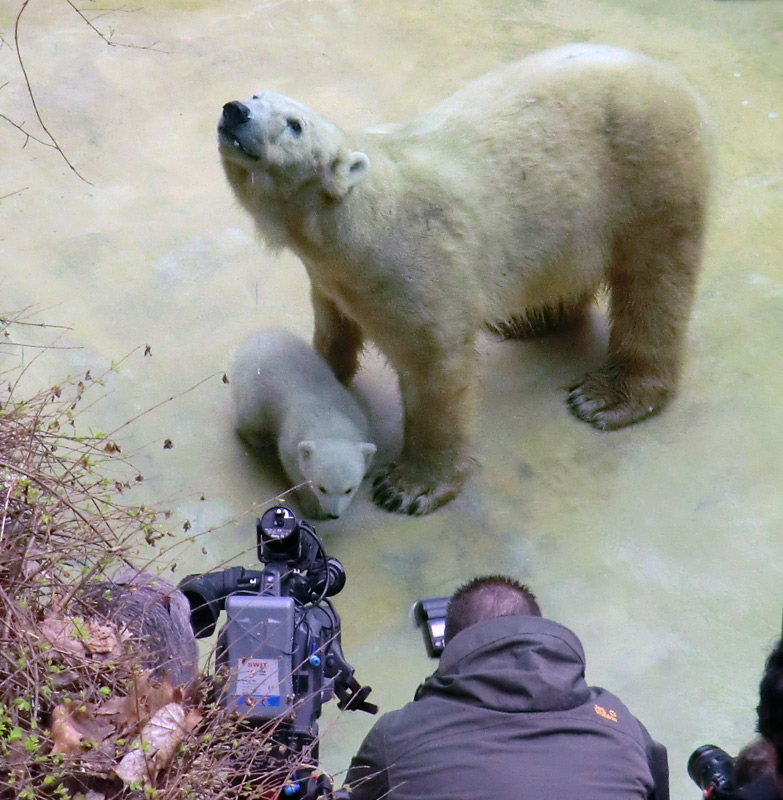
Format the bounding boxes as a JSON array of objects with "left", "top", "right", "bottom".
[
  {"left": 65, "top": 0, "right": 170, "bottom": 52},
  {"left": 13, "top": 0, "right": 94, "bottom": 184},
  {"left": 89, "top": 4, "right": 143, "bottom": 24},
  {"left": 0, "top": 112, "right": 56, "bottom": 148},
  {"left": 0, "top": 187, "right": 28, "bottom": 202},
  {"left": 0, "top": 310, "right": 72, "bottom": 330},
  {"left": 103, "top": 371, "right": 225, "bottom": 440},
  {"left": 8, "top": 1, "right": 170, "bottom": 186}
]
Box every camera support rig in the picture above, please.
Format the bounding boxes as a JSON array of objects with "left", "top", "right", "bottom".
[{"left": 179, "top": 506, "right": 376, "bottom": 751}]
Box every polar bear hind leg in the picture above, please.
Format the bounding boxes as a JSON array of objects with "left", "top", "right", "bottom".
[{"left": 567, "top": 215, "right": 704, "bottom": 431}]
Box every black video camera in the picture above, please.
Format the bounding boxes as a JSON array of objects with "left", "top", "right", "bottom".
[
  {"left": 688, "top": 744, "right": 738, "bottom": 799},
  {"left": 178, "top": 506, "right": 377, "bottom": 757}
]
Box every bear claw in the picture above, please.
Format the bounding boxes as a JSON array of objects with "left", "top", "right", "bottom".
[
  {"left": 566, "top": 374, "right": 669, "bottom": 431},
  {"left": 371, "top": 467, "right": 461, "bottom": 516}
]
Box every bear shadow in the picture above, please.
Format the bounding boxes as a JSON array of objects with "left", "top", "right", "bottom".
[{"left": 480, "top": 306, "right": 611, "bottom": 404}]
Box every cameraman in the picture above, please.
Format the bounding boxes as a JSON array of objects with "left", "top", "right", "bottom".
[
  {"left": 688, "top": 637, "right": 783, "bottom": 800},
  {"left": 735, "top": 637, "right": 783, "bottom": 799},
  {"left": 345, "top": 575, "right": 669, "bottom": 800}
]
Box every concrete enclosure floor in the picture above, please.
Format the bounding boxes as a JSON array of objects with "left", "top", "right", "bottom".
[{"left": 2, "top": 0, "right": 782, "bottom": 795}]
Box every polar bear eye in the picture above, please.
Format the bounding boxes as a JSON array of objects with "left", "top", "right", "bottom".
[
  {"left": 286, "top": 118, "right": 303, "bottom": 136},
  {"left": 344, "top": 488, "right": 352, "bottom": 496},
  {"left": 318, "top": 485, "right": 327, "bottom": 494}
]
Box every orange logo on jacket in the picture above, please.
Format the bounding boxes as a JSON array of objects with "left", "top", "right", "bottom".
[{"left": 594, "top": 704, "right": 618, "bottom": 723}]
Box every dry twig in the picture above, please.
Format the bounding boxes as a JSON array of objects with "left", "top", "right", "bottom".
[
  {"left": 0, "top": 315, "right": 327, "bottom": 799},
  {"left": 5, "top": 0, "right": 170, "bottom": 184}
]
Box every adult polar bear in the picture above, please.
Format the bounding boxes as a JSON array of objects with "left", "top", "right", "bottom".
[{"left": 218, "top": 44, "right": 712, "bottom": 516}]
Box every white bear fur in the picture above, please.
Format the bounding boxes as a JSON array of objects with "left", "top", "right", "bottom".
[
  {"left": 230, "top": 329, "right": 376, "bottom": 519},
  {"left": 219, "top": 44, "right": 713, "bottom": 515}
]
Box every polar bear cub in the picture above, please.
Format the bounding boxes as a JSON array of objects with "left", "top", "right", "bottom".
[{"left": 230, "top": 329, "right": 376, "bottom": 519}]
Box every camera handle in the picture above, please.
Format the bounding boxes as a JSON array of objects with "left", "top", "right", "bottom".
[
  {"left": 324, "top": 637, "right": 378, "bottom": 715},
  {"left": 335, "top": 675, "right": 377, "bottom": 714}
]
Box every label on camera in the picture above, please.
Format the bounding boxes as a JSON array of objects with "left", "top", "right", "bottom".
[{"left": 237, "top": 657, "right": 282, "bottom": 706}]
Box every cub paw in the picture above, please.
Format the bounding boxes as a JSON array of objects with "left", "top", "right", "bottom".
[
  {"left": 371, "top": 463, "right": 467, "bottom": 516},
  {"left": 566, "top": 368, "right": 672, "bottom": 431}
]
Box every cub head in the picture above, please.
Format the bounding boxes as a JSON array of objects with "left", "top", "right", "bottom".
[
  {"left": 218, "top": 91, "right": 370, "bottom": 201},
  {"left": 297, "top": 439, "right": 376, "bottom": 519}
]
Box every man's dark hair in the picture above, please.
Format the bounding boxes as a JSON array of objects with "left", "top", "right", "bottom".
[
  {"left": 757, "top": 637, "right": 783, "bottom": 780},
  {"left": 444, "top": 575, "right": 541, "bottom": 644}
]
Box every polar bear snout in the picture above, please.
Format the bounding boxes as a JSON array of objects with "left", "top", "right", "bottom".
[
  {"left": 218, "top": 101, "right": 261, "bottom": 163},
  {"left": 221, "top": 100, "right": 250, "bottom": 129}
]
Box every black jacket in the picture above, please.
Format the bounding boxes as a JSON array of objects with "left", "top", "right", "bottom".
[
  {"left": 346, "top": 615, "right": 669, "bottom": 800},
  {"left": 738, "top": 775, "right": 783, "bottom": 800}
]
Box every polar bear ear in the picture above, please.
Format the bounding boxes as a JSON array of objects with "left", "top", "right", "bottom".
[{"left": 323, "top": 151, "right": 370, "bottom": 199}]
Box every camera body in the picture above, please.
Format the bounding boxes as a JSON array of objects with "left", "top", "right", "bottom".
[{"left": 179, "top": 506, "right": 376, "bottom": 749}]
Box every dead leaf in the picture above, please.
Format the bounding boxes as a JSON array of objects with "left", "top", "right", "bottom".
[
  {"left": 22, "top": 558, "right": 41, "bottom": 579},
  {"left": 183, "top": 708, "right": 202, "bottom": 732},
  {"left": 115, "top": 702, "right": 190, "bottom": 786},
  {"left": 50, "top": 706, "right": 85, "bottom": 756},
  {"left": 115, "top": 748, "right": 150, "bottom": 787},
  {"left": 93, "top": 672, "right": 178, "bottom": 730},
  {"left": 143, "top": 677, "right": 179, "bottom": 718},
  {"left": 95, "top": 693, "right": 134, "bottom": 723},
  {"left": 144, "top": 703, "right": 188, "bottom": 769},
  {"left": 38, "top": 617, "right": 87, "bottom": 657},
  {"left": 85, "top": 621, "right": 123, "bottom": 656},
  {"left": 123, "top": 674, "right": 177, "bottom": 725},
  {"left": 49, "top": 703, "right": 115, "bottom": 756}
]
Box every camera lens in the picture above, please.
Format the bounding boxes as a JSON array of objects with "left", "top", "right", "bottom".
[
  {"left": 263, "top": 507, "right": 296, "bottom": 537},
  {"left": 257, "top": 506, "right": 300, "bottom": 561},
  {"left": 687, "top": 744, "right": 735, "bottom": 793}
]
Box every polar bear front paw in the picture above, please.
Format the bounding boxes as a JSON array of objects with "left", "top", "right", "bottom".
[
  {"left": 371, "top": 464, "right": 466, "bottom": 516},
  {"left": 566, "top": 368, "right": 673, "bottom": 431}
]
